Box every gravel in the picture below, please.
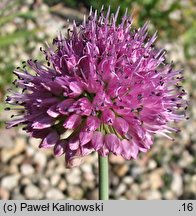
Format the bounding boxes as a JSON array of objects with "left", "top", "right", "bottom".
[{"left": 0, "top": 1, "right": 195, "bottom": 200}]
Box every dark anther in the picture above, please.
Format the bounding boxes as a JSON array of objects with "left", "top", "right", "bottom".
[
  {"left": 155, "top": 70, "right": 158, "bottom": 73},
  {"left": 5, "top": 96, "right": 11, "bottom": 102},
  {"left": 22, "top": 61, "right": 26, "bottom": 64},
  {"left": 119, "top": 106, "right": 124, "bottom": 109},
  {"left": 156, "top": 92, "right": 162, "bottom": 96},
  {"left": 125, "top": 76, "right": 128, "bottom": 79},
  {"left": 97, "top": 22, "right": 102, "bottom": 27},
  {"left": 52, "top": 76, "right": 56, "bottom": 81},
  {"left": 108, "top": 119, "right": 112, "bottom": 124},
  {"left": 185, "top": 106, "right": 188, "bottom": 110},
  {"left": 168, "top": 68, "right": 172, "bottom": 73},
  {"left": 176, "top": 104, "right": 181, "bottom": 108},
  {"left": 160, "top": 76, "right": 163, "bottom": 80},
  {"left": 100, "top": 8, "right": 104, "bottom": 14},
  {"left": 167, "top": 108, "right": 172, "bottom": 112},
  {"left": 22, "top": 88, "right": 27, "bottom": 93},
  {"left": 176, "top": 76, "right": 183, "bottom": 80},
  {"left": 40, "top": 47, "right": 43, "bottom": 51},
  {"left": 11, "top": 115, "right": 14, "bottom": 118},
  {"left": 136, "top": 107, "right": 143, "bottom": 112},
  {"left": 160, "top": 81, "right": 164, "bottom": 86},
  {"left": 182, "top": 89, "right": 185, "bottom": 93},
  {"left": 177, "top": 95, "right": 182, "bottom": 99},
  {"left": 12, "top": 124, "right": 19, "bottom": 127},
  {"left": 88, "top": 15, "right": 93, "bottom": 21},
  {"left": 16, "top": 67, "right": 20, "bottom": 69},
  {"left": 128, "top": 20, "right": 132, "bottom": 24},
  {"left": 47, "top": 62, "right": 50, "bottom": 67},
  {"left": 143, "top": 54, "right": 149, "bottom": 58},
  {"left": 176, "top": 84, "right": 182, "bottom": 89},
  {"left": 186, "top": 117, "right": 190, "bottom": 120},
  {"left": 22, "top": 65, "right": 26, "bottom": 68},
  {"left": 4, "top": 107, "right": 11, "bottom": 110},
  {"left": 101, "top": 102, "right": 104, "bottom": 107},
  {"left": 137, "top": 94, "right": 143, "bottom": 100},
  {"left": 12, "top": 80, "right": 17, "bottom": 85},
  {"left": 171, "top": 98, "right": 176, "bottom": 101},
  {"left": 34, "top": 60, "right": 37, "bottom": 63}
]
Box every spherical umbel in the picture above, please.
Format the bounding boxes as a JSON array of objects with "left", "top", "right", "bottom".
[{"left": 5, "top": 7, "right": 187, "bottom": 167}]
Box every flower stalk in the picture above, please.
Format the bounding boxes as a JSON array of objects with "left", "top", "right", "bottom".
[{"left": 98, "top": 155, "right": 109, "bottom": 200}]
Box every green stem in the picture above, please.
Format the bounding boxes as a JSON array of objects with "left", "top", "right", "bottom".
[{"left": 98, "top": 155, "right": 109, "bottom": 200}]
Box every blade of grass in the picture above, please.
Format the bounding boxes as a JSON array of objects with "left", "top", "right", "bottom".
[{"left": 0, "top": 29, "right": 37, "bottom": 47}]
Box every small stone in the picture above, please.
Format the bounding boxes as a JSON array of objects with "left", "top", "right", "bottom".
[
  {"left": 24, "top": 185, "right": 40, "bottom": 199},
  {"left": 26, "top": 146, "right": 36, "bottom": 157},
  {"left": 163, "top": 191, "right": 175, "bottom": 199},
  {"left": 34, "top": 152, "right": 47, "bottom": 170},
  {"left": 1, "top": 137, "right": 25, "bottom": 162},
  {"left": 85, "top": 154, "right": 97, "bottom": 165},
  {"left": 82, "top": 179, "right": 95, "bottom": 190},
  {"left": 67, "top": 185, "right": 84, "bottom": 199},
  {"left": 148, "top": 160, "right": 157, "bottom": 170},
  {"left": 122, "top": 176, "right": 133, "bottom": 185},
  {"left": 130, "top": 184, "right": 141, "bottom": 197},
  {"left": 111, "top": 175, "right": 120, "bottom": 187},
  {"left": 81, "top": 164, "right": 92, "bottom": 173},
  {"left": 86, "top": 188, "right": 98, "bottom": 200},
  {"left": 83, "top": 172, "right": 95, "bottom": 182},
  {"left": 46, "top": 188, "right": 64, "bottom": 200},
  {"left": 113, "top": 164, "right": 129, "bottom": 177},
  {"left": 29, "top": 137, "right": 41, "bottom": 148},
  {"left": 12, "top": 194, "right": 25, "bottom": 200},
  {"left": 149, "top": 171, "right": 163, "bottom": 189},
  {"left": 145, "top": 190, "right": 162, "bottom": 200},
  {"left": 131, "top": 167, "right": 145, "bottom": 178},
  {"left": 58, "top": 180, "right": 67, "bottom": 191},
  {"left": 0, "top": 129, "right": 14, "bottom": 148},
  {"left": 125, "top": 190, "right": 134, "bottom": 199},
  {"left": 48, "top": 160, "right": 56, "bottom": 169},
  {"left": 179, "top": 151, "right": 194, "bottom": 168},
  {"left": 110, "top": 154, "right": 125, "bottom": 164},
  {"left": 171, "top": 173, "right": 183, "bottom": 196},
  {"left": 50, "top": 174, "right": 60, "bottom": 186},
  {"left": 0, "top": 187, "right": 10, "bottom": 200},
  {"left": 38, "top": 178, "right": 50, "bottom": 192},
  {"left": 55, "top": 164, "right": 66, "bottom": 174},
  {"left": 11, "top": 155, "right": 24, "bottom": 165},
  {"left": 66, "top": 168, "right": 81, "bottom": 185},
  {"left": 21, "top": 177, "right": 31, "bottom": 186},
  {"left": 1, "top": 175, "right": 20, "bottom": 190},
  {"left": 114, "top": 183, "right": 126, "bottom": 197},
  {"left": 20, "top": 163, "right": 34, "bottom": 176},
  {"left": 140, "top": 180, "right": 150, "bottom": 190},
  {"left": 8, "top": 164, "right": 18, "bottom": 174}
]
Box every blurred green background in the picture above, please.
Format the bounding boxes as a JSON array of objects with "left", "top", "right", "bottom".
[{"left": 0, "top": 0, "right": 195, "bottom": 200}]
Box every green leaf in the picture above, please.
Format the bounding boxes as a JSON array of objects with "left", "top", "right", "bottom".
[
  {"left": 0, "top": 29, "right": 37, "bottom": 47},
  {"left": 0, "top": 11, "right": 35, "bottom": 26}
]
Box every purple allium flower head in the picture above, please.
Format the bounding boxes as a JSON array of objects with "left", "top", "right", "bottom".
[{"left": 6, "top": 7, "right": 188, "bottom": 167}]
